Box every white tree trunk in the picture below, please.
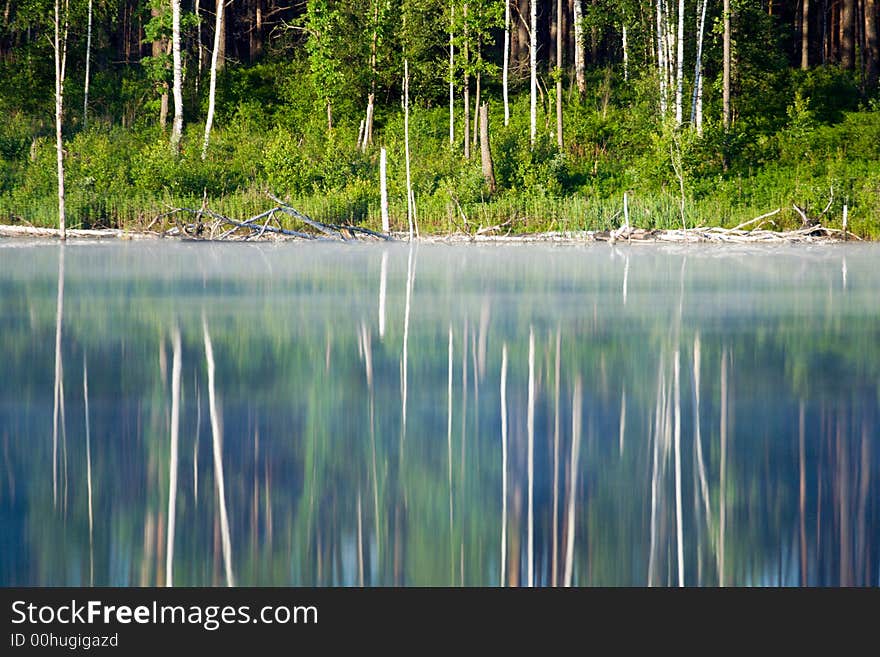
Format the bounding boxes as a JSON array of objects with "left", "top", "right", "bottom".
[
  {"left": 503, "top": 0, "right": 510, "bottom": 125},
  {"left": 574, "top": 0, "right": 585, "bottom": 94},
  {"left": 530, "top": 0, "right": 537, "bottom": 145},
  {"left": 675, "top": 0, "right": 685, "bottom": 124},
  {"left": 404, "top": 59, "right": 414, "bottom": 240},
  {"left": 83, "top": 0, "right": 92, "bottom": 129},
  {"left": 202, "top": 0, "right": 225, "bottom": 159},
  {"left": 656, "top": 0, "right": 668, "bottom": 115},
  {"left": 723, "top": 0, "right": 731, "bottom": 131},
  {"left": 171, "top": 0, "right": 184, "bottom": 152},
  {"left": 691, "top": 0, "right": 708, "bottom": 133},
  {"left": 54, "top": 0, "right": 68, "bottom": 238},
  {"left": 556, "top": 0, "right": 563, "bottom": 149},
  {"left": 380, "top": 147, "right": 389, "bottom": 233},
  {"left": 449, "top": 2, "right": 455, "bottom": 146},
  {"left": 622, "top": 24, "right": 629, "bottom": 81}
]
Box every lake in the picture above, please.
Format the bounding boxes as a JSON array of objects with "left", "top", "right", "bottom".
[{"left": 0, "top": 239, "right": 877, "bottom": 586}]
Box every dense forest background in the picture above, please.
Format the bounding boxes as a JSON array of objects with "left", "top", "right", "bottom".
[{"left": 1, "top": 0, "right": 879, "bottom": 235}]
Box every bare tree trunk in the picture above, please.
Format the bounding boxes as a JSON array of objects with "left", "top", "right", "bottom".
[
  {"left": 503, "top": 0, "right": 511, "bottom": 125},
  {"left": 656, "top": 0, "right": 668, "bottom": 115},
  {"left": 171, "top": 0, "right": 184, "bottom": 153},
  {"left": 217, "top": 0, "right": 226, "bottom": 71},
  {"left": 53, "top": 0, "right": 67, "bottom": 238},
  {"left": 866, "top": 0, "right": 879, "bottom": 85},
  {"left": 530, "top": 0, "right": 537, "bottom": 145},
  {"left": 556, "top": 0, "right": 564, "bottom": 149},
  {"left": 622, "top": 24, "right": 629, "bottom": 81},
  {"left": 473, "top": 65, "right": 481, "bottom": 148},
  {"left": 479, "top": 103, "right": 496, "bottom": 193},
  {"left": 691, "top": 0, "right": 708, "bottom": 133},
  {"left": 802, "top": 0, "right": 811, "bottom": 68},
  {"left": 723, "top": 0, "right": 731, "bottom": 131},
  {"left": 675, "top": 0, "right": 685, "bottom": 125},
  {"left": 251, "top": 0, "right": 264, "bottom": 60},
  {"left": 195, "top": 0, "right": 203, "bottom": 92},
  {"left": 841, "top": 0, "right": 855, "bottom": 69},
  {"left": 202, "top": 0, "right": 225, "bottom": 159},
  {"left": 83, "top": 0, "right": 92, "bottom": 129},
  {"left": 380, "top": 148, "right": 389, "bottom": 233},
  {"left": 574, "top": 0, "right": 585, "bottom": 94},
  {"left": 450, "top": 2, "right": 455, "bottom": 146},
  {"left": 464, "top": 4, "right": 471, "bottom": 159},
  {"left": 404, "top": 59, "right": 415, "bottom": 240}
]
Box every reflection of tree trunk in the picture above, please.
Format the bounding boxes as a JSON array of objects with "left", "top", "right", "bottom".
[
  {"left": 52, "top": 247, "right": 65, "bottom": 509},
  {"left": 447, "top": 325, "right": 455, "bottom": 584},
  {"left": 165, "top": 329, "right": 181, "bottom": 586},
  {"left": 799, "top": 402, "right": 807, "bottom": 585},
  {"left": 401, "top": 246, "right": 415, "bottom": 437},
  {"left": 378, "top": 251, "right": 388, "bottom": 338},
  {"left": 500, "top": 344, "right": 509, "bottom": 586},
  {"left": 551, "top": 330, "right": 561, "bottom": 587},
  {"left": 204, "top": 318, "right": 235, "bottom": 586},
  {"left": 648, "top": 359, "right": 665, "bottom": 586},
  {"left": 855, "top": 421, "right": 870, "bottom": 584},
  {"left": 527, "top": 328, "right": 535, "bottom": 587},
  {"left": 563, "top": 376, "right": 582, "bottom": 587},
  {"left": 673, "top": 350, "right": 684, "bottom": 586},
  {"left": 83, "top": 355, "right": 94, "bottom": 586},
  {"left": 719, "top": 349, "right": 728, "bottom": 586},
  {"left": 837, "top": 416, "right": 852, "bottom": 585}
]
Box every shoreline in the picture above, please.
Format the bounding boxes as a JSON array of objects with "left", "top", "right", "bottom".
[{"left": 0, "top": 222, "right": 864, "bottom": 244}]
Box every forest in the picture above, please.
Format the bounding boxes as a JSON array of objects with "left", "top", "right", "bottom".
[{"left": 1, "top": 0, "right": 879, "bottom": 236}]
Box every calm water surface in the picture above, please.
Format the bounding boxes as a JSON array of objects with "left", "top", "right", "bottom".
[{"left": 0, "top": 240, "right": 877, "bottom": 586}]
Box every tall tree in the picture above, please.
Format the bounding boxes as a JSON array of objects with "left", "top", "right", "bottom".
[
  {"left": 171, "top": 0, "right": 184, "bottom": 152},
  {"left": 841, "top": 0, "right": 854, "bottom": 69},
  {"left": 202, "top": 0, "right": 226, "bottom": 158},
  {"left": 574, "top": 0, "right": 584, "bottom": 94},
  {"left": 801, "top": 0, "right": 810, "bottom": 69},
  {"left": 866, "top": 0, "right": 879, "bottom": 85},
  {"left": 556, "top": 0, "right": 563, "bottom": 148},
  {"left": 503, "top": 0, "right": 510, "bottom": 125},
  {"left": 83, "top": 0, "right": 93, "bottom": 129},
  {"left": 530, "top": 0, "right": 537, "bottom": 146},
  {"left": 722, "top": 0, "right": 731, "bottom": 131},
  {"left": 53, "top": 0, "right": 69, "bottom": 237},
  {"left": 675, "top": 0, "right": 684, "bottom": 125}
]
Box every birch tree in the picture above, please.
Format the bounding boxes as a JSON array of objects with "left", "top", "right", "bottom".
[
  {"left": 675, "top": 0, "right": 684, "bottom": 125},
  {"left": 83, "top": 0, "right": 92, "bottom": 129},
  {"left": 722, "top": 0, "right": 731, "bottom": 131},
  {"left": 529, "top": 0, "right": 537, "bottom": 146},
  {"left": 503, "top": 0, "right": 510, "bottom": 125},
  {"left": 202, "top": 0, "right": 226, "bottom": 158},
  {"left": 574, "top": 0, "right": 585, "bottom": 95},
  {"left": 53, "top": 0, "right": 69, "bottom": 237},
  {"left": 171, "top": 0, "right": 184, "bottom": 152}
]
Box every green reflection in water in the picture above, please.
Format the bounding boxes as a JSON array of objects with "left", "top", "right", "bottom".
[{"left": 0, "top": 241, "right": 877, "bottom": 586}]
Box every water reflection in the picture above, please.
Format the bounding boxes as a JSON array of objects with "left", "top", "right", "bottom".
[{"left": 0, "top": 241, "right": 878, "bottom": 586}]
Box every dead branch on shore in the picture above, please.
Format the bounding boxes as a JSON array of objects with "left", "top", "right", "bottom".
[{"left": 159, "top": 194, "right": 393, "bottom": 242}]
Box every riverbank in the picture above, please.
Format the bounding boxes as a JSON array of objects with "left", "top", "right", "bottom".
[{"left": 1, "top": 221, "right": 862, "bottom": 244}]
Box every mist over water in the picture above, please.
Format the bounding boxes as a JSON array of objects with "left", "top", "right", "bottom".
[{"left": 0, "top": 240, "right": 877, "bottom": 586}]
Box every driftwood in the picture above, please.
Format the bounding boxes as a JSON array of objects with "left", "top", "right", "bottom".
[{"left": 160, "top": 194, "right": 394, "bottom": 242}]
